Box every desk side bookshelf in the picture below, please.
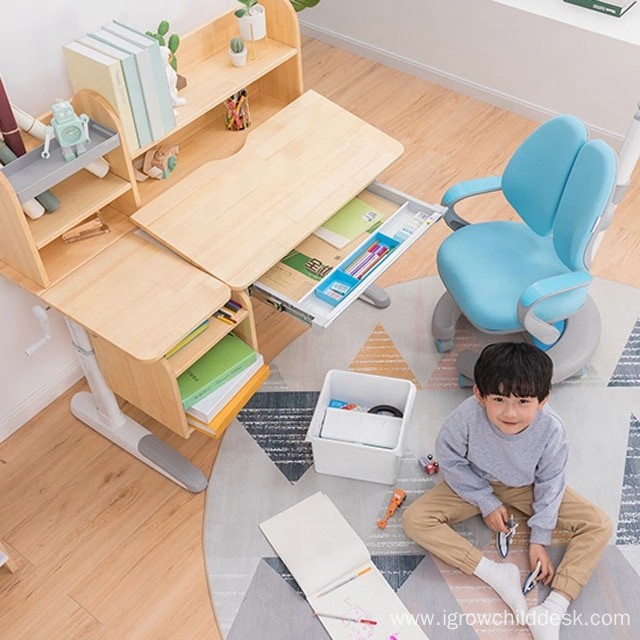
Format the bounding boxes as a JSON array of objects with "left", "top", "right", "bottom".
[{"left": 0, "top": 0, "right": 302, "bottom": 444}]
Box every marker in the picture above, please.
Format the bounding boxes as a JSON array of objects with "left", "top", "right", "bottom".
[
  {"left": 315, "top": 566, "right": 372, "bottom": 597},
  {"left": 315, "top": 612, "right": 377, "bottom": 625}
]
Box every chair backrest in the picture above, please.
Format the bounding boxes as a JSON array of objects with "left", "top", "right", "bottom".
[
  {"left": 552, "top": 139, "right": 617, "bottom": 271},
  {"left": 502, "top": 115, "right": 588, "bottom": 236}
]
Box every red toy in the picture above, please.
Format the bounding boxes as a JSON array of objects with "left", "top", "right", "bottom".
[{"left": 419, "top": 454, "right": 440, "bottom": 475}]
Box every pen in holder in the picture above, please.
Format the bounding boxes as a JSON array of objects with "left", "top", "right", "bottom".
[{"left": 225, "top": 89, "right": 250, "bottom": 131}]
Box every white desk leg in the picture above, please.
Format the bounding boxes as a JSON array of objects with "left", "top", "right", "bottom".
[{"left": 65, "top": 319, "right": 208, "bottom": 493}]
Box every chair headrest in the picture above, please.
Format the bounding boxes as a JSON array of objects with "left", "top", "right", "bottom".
[{"left": 502, "top": 115, "right": 588, "bottom": 236}]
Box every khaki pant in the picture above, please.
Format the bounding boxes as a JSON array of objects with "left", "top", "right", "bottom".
[{"left": 402, "top": 481, "right": 612, "bottom": 600}]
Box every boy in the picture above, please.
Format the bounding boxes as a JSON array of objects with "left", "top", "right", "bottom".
[{"left": 402, "top": 342, "right": 611, "bottom": 639}]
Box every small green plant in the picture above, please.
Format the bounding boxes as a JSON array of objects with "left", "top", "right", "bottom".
[
  {"left": 146, "top": 20, "right": 181, "bottom": 71},
  {"left": 289, "top": 0, "right": 321, "bottom": 11},
  {"left": 234, "top": 0, "right": 259, "bottom": 18},
  {"left": 230, "top": 37, "right": 246, "bottom": 54}
]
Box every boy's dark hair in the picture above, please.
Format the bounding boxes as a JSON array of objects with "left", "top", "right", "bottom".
[{"left": 473, "top": 342, "right": 553, "bottom": 401}]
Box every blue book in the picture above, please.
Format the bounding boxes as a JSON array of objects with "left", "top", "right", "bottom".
[
  {"left": 77, "top": 36, "right": 153, "bottom": 148},
  {"left": 89, "top": 29, "right": 168, "bottom": 141},
  {"left": 104, "top": 21, "right": 176, "bottom": 137}
]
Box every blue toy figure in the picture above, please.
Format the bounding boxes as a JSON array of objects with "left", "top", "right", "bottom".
[{"left": 41, "top": 99, "right": 90, "bottom": 161}]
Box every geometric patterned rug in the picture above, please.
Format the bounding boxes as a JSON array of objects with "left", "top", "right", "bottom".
[{"left": 204, "top": 276, "right": 640, "bottom": 638}]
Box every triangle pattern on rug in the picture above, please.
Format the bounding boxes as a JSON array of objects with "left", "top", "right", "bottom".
[
  {"left": 348, "top": 323, "right": 420, "bottom": 387},
  {"left": 263, "top": 556, "right": 304, "bottom": 597},
  {"left": 608, "top": 318, "right": 640, "bottom": 387},
  {"left": 371, "top": 553, "right": 425, "bottom": 592},
  {"left": 617, "top": 413, "right": 640, "bottom": 545},
  {"left": 236, "top": 391, "right": 319, "bottom": 483}
]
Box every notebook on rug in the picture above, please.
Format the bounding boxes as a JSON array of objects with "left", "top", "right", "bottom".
[{"left": 259, "top": 492, "right": 428, "bottom": 639}]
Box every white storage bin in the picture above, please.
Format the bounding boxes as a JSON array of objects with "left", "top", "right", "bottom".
[{"left": 306, "top": 369, "right": 416, "bottom": 484}]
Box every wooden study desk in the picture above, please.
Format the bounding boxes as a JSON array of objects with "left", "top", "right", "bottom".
[{"left": 1, "top": 3, "right": 442, "bottom": 491}]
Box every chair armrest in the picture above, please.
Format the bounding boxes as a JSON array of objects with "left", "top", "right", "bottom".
[
  {"left": 441, "top": 176, "right": 502, "bottom": 231},
  {"left": 518, "top": 272, "right": 593, "bottom": 345}
]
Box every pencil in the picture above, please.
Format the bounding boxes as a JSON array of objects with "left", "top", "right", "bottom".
[
  {"left": 315, "top": 612, "right": 377, "bottom": 625},
  {"left": 315, "top": 565, "right": 372, "bottom": 597}
]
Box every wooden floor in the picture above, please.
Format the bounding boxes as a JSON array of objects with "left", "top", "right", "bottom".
[{"left": 1, "top": 36, "right": 639, "bottom": 640}]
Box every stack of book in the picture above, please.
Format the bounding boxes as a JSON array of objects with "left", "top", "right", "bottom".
[
  {"left": 178, "top": 332, "right": 257, "bottom": 410},
  {"left": 62, "top": 20, "right": 176, "bottom": 153},
  {"left": 186, "top": 354, "right": 265, "bottom": 437}
]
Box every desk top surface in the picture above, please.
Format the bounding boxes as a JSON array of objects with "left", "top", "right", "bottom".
[
  {"left": 41, "top": 232, "right": 230, "bottom": 361},
  {"left": 132, "top": 90, "right": 404, "bottom": 289}
]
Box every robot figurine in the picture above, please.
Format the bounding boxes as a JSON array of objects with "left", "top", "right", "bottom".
[{"left": 41, "top": 99, "right": 90, "bottom": 161}]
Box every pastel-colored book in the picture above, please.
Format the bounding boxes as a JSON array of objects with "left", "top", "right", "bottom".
[
  {"left": 313, "top": 197, "right": 384, "bottom": 249},
  {"left": 62, "top": 41, "right": 139, "bottom": 152},
  {"left": 77, "top": 35, "right": 153, "bottom": 148},
  {"left": 187, "top": 354, "right": 264, "bottom": 423},
  {"left": 104, "top": 21, "right": 176, "bottom": 136},
  {"left": 0, "top": 76, "right": 26, "bottom": 156},
  {"left": 88, "top": 29, "right": 166, "bottom": 141},
  {"left": 164, "top": 319, "right": 209, "bottom": 358},
  {"left": 260, "top": 492, "right": 428, "bottom": 640},
  {"left": 177, "top": 333, "right": 257, "bottom": 409}
]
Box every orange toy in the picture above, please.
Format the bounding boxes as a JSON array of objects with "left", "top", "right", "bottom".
[{"left": 377, "top": 489, "right": 407, "bottom": 529}]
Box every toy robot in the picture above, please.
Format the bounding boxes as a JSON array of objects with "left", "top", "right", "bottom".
[{"left": 41, "top": 99, "right": 90, "bottom": 162}]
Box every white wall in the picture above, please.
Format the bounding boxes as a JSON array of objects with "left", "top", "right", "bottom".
[
  {"left": 299, "top": 0, "right": 640, "bottom": 141},
  {"left": 0, "top": 0, "right": 233, "bottom": 441}
]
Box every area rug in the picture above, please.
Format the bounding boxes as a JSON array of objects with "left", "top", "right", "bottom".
[{"left": 204, "top": 276, "right": 640, "bottom": 639}]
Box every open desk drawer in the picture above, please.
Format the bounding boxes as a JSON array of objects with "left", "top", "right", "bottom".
[{"left": 252, "top": 182, "right": 444, "bottom": 329}]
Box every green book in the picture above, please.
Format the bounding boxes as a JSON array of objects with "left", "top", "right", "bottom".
[
  {"left": 563, "top": 0, "right": 636, "bottom": 17},
  {"left": 313, "top": 197, "right": 384, "bottom": 249},
  {"left": 177, "top": 333, "right": 257, "bottom": 409}
]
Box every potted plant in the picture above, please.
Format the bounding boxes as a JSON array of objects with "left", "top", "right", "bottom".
[
  {"left": 289, "top": 0, "right": 322, "bottom": 10},
  {"left": 235, "top": 0, "right": 267, "bottom": 41},
  {"left": 147, "top": 20, "right": 187, "bottom": 90},
  {"left": 229, "top": 37, "right": 247, "bottom": 67}
]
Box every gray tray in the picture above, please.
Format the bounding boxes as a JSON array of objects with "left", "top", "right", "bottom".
[{"left": 0, "top": 120, "right": 120, "bottom": 203}]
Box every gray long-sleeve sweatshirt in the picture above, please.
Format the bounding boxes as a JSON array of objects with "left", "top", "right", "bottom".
[{"left": 435, "top": 396, "right": 568, "bottom": 545}]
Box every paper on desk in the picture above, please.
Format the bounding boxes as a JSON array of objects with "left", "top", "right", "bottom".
[{"left": 259, "top": 492, "right": 428, "bottom": 639}]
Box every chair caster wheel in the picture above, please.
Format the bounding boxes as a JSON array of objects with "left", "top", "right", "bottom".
[
  {"left": 436, "top": 338, "right": 454, "bottom": 353},
  {"left": 459, "top": 373, "right": 474, "bottom": 388}
]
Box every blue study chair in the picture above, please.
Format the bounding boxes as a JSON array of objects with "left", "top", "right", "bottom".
[{"left": 431, "top": 114, "right": 618, "bottom": 384}]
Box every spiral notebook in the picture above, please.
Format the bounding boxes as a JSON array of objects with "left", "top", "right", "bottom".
[{"left": 259, "top": 492, "right": 428, "bottom": 639}]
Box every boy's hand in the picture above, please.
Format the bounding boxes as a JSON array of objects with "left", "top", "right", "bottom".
[
  {"left": 483, "top": 505, "right": 510, "bottom": 533},
  {"left": 529, "top": 543, "right": 554, "bottom": 585}
]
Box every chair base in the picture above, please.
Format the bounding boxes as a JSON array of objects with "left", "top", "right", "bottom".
[{"left": 432, "top": 293, "right": 601, "bottom": 385}]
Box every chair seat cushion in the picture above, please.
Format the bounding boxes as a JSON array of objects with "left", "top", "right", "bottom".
[{"left": 437, "top": 221, "right": 588, "bottom": 332}]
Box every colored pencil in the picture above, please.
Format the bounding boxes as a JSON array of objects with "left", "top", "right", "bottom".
[
  {"left": 315, "top": 612, "right": 377, "bottom": 625},
  {"left": 315, "top": 565, "right": 372, "bottom": 597}
]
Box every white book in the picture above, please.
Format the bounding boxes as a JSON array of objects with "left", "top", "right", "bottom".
[
  {"left": 62, "top": 41, "right": 139, "bottom": 152},
  {"left": 186, "top": 354, "right": 264, "bottom": 423},
  {"left": 260, "top": 492, "right": 428, "bottom": 639}
]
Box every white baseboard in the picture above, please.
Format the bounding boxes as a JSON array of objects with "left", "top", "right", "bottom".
[
  {"left": 300, "top": 22, "right": 623, "bottom": 145},
  {"left": 0, "top": 361, "right": 83, "bottom": 442}
]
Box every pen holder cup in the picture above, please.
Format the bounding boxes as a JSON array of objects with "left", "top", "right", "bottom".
[{"left": 225, "top": 90, "right": 251, "bottom": 131}]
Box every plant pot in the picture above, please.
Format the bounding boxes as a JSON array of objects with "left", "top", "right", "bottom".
[
  {"left": 229, "top": 48, "right": 248, "bottom": 67},
  {"left": 236, "top": 5, "right": 266, "bottom": 41}
]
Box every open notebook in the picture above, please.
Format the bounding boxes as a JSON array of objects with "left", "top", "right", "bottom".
[{"left": 260, "top": 492, "right": 428, "bottom": 639}]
